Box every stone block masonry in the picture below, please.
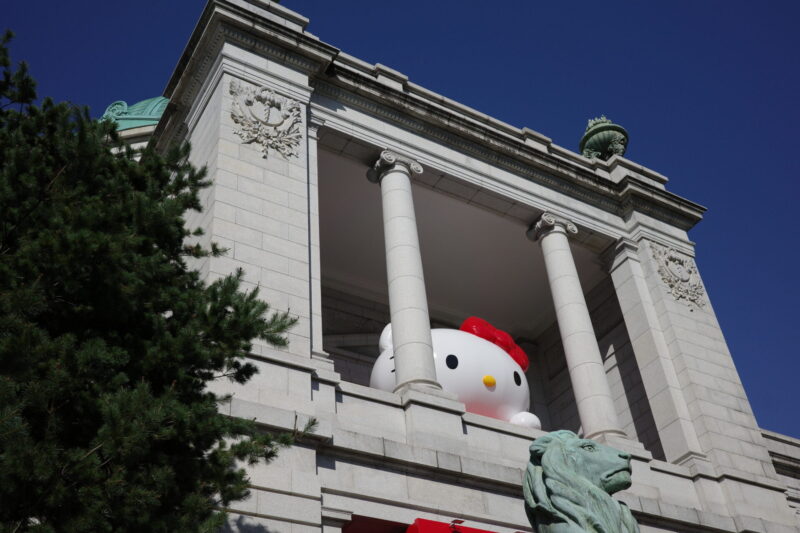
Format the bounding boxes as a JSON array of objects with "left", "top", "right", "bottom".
[{"left": 152, "top": 1, "right": 800, "bottom": 531}]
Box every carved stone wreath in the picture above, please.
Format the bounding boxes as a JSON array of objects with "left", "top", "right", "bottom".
[
  {"left": 229, "top": 80, "right": 302, "bottom": 159},
  {"left": 650, "top": 242, "right": 706, "bottom": 309}
]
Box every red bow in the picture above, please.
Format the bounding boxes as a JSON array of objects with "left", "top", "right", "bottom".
[{"left": 460, "top": 317, "right": 529, "bottom": 372}]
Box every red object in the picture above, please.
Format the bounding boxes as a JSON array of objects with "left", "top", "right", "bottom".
[
  {"left": 406, "top": 518, "right": 498, "bottom": 533},
  {"left": 344, "top": 516, "right": 407, "bottom": 533},
  {"left": 459, "top": 317, "right": 529, "bottom": 372}
]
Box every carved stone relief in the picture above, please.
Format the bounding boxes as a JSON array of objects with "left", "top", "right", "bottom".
[
  {"left": 650, "top": 242, "right": 706, "bottom": 309},
  {"left": 229, "top": 80, "right": 302, "bottom": 159}
]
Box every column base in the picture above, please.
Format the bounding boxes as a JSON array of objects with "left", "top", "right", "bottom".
[
  {"left": 585, "top": 427, "right": 629, "bottom": 442},
  {"left": 397, "top": 383, "right": 463, "bottom": 411},
  {"left": 311, "top": 349, "right": 332, "bottom": 362},
  {"left": 393, "top": 378, "right": 441, "bottom": 395},
  {"left": 593, "top": 432, "right": 655, "bottom": 461}
]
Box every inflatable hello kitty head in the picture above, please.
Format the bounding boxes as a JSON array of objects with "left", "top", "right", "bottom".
[{"left": 370, "top": 317, "right": 541, "bottom": 428}]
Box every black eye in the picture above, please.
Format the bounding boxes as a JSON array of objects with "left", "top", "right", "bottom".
[
  {"left": 514, "top": 371, "right": 521, "bottom": 386},
  {"left": 446, "top": 354, "right": 459, "bottom": 369}
]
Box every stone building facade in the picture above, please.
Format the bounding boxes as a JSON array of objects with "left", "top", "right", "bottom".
[{"left": 111, "top": 1, "right": 800, "bottom": 531}]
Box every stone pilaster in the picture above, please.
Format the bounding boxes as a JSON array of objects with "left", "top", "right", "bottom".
[
  {"left": 307, "top": 115, "right": 327, "bottom": 360},
  {"left": 607, "top": 238, "right": 707, "bottom": 464}
]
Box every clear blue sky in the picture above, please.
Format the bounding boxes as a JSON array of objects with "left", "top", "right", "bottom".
[{"left": 5, "top": 1, "right": 799, "bottom": 437}]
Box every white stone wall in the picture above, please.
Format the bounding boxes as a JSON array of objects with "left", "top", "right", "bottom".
[
  {"left": 157, "top": 2, "right": 800, "bottom": 529},
  {"left": 640, "top": 242, "right": 770, "bottom": 471},
  {"left": 211, "top": 71, "right": 312, "bottom": 361},
  {"left": 638, "top": 239, "right": 797, "bottom": 528},
  {"left": 183, "top": 80, "right": 222, "bottom": 282}
]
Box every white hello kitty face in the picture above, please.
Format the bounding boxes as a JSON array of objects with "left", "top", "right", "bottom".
[{"left": 370, "top": 324, "right": 540, "bottom": 428}]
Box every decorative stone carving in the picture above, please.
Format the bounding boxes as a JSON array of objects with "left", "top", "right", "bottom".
[
  {"left": 651, "top": 242, "right": 706, "bottom": 309},
  {"left": 579, "top": 115, "right": 628, "bottom": 160},
  {"left": 527, "top": 212, "right": 578, "bottom": 241},
  {"left": 229, "top": 80, "right": 302, "bottom": 159},
  {"left": 523, "top": 430, "right": 640, "bottom": 533},
  {"left": 366, "top": 150, "right": 423, "bottom": 182}
]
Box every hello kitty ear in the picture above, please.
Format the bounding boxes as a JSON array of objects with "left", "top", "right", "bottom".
[{"left": 379, "top": 323, "right": 393, "bottom": 352}]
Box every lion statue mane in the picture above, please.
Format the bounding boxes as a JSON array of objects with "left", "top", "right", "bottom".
[{"left": 523, "top": 430, "right": 639, "bottom": 533}]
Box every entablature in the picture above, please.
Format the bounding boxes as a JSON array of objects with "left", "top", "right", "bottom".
[{"left": 159, "top": 0, "right": 705, "bottom": 238}]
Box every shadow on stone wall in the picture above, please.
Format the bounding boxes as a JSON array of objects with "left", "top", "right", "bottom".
[{"left": 221, "top": 514, "right": 272, "bottom": 533}]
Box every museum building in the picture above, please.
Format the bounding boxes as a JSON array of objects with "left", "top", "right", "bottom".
[{"left": 103, "top": 1, "right": 800, "bottom": 532}]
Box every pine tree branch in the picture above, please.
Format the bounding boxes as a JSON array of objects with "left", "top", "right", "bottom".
[{"left": 0, "top": 164, "right": 66, "bottom": 249}]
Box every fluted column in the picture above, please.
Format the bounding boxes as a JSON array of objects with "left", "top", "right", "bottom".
[
  {"left": 528, "top": 213, "right": 624, "bottom": 439},
  {"left": 367, "top": 150, "right": 441, "bottom": 393}
]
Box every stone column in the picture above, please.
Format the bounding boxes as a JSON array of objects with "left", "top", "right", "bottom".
[
  {"left": 368, "top": 150, "right": 441, "bottom": 393},
  {"left": 528, "top": 213, "right": 624, "bottom": 439}
]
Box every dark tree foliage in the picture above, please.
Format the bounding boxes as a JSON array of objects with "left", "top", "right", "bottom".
[{"left": 0, "top": 32, "right": 300, "bottom": 532}]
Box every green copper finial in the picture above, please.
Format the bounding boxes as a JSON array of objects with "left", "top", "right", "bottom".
[
  {"left": 101, "top": 96, "right": 169, "bottom": 131},
  {"left": 579, "top": 115, "right": 628, "bottom": 160}
]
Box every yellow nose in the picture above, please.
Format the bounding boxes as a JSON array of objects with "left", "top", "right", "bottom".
[{"left": 483, "top": 375, "right": 496, "bottom": 388}]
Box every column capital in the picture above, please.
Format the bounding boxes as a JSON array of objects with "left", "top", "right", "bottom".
[
  {"left": 526, "top": 212, "right": 578, "bottom": 241},
  {"left": 367, "top": 149, "right": 423, "bottom": 183}
]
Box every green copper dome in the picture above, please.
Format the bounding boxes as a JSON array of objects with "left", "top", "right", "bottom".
[{"left": 101, "top": 96, "right": 168, "bottom": 131}]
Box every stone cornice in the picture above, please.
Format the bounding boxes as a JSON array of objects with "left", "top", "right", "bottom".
[
  {"left": 158, "top": 0, "right": 706, "bottom": 232},
  {"left": 164, "top": 0, "right": 337, "bottom": 99},
  {"left": 313, "top": 79, "right": 705, "bottom": 230},
  {"left": 155, "top": 0, "right": 338, "bottom": 147}
]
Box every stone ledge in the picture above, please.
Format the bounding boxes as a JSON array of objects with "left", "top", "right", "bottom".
[
  {"left": 323, "top": 426, "right": 524, "bottom": 488},
  {"left": 733, "top": 514, "right": 800, "bottom": 533},
  {"left": 619, "top": 492, "right": 735, "bottom": 532},
  {"left": 462, "top": 412, "right": 545, "bottom": 440},
  {"left": 716, "top": 465, "right": 789, "bottom": 492},
  {"left": 221, "top": 507, "right": 321, "bottom": 529},
  {"left": 400, "top": 388, "right": 465, "bottom": 414},
  {"left": 229, "top": 397, "right": 795, "bottom": 532},
  {"left": 598, "top": 434, "right": 654, "bottom": 462},
  {"left": 649, "top": 457, "right": 693, "bottom": 478},
  {"left": 606, "top": 155, "right": 670, "bottom": 187},
  {"left": 248, "top": 480, "right": 321, "bottom": 501},
  {"left": 337, "top": 380, "right": 402, "bottom": 407},
  {"left": 321, "top": 506, "right": 353, "bottom": 525},
  {"left": 624, "top": 482, "right": 800, "bottom": 533},
  {"left": 320, "top": 486, "right": 528, "bottom": 533},
  {"left": 249, "top": 347, "right": 338, "bottom": 374},
  {"left": 227, "top": 397, "right": 332, "bottom": 441}
]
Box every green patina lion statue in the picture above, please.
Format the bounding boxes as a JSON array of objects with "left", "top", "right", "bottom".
[{"left": 523, "top": 430, "right": 640, "bottom": 533}]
